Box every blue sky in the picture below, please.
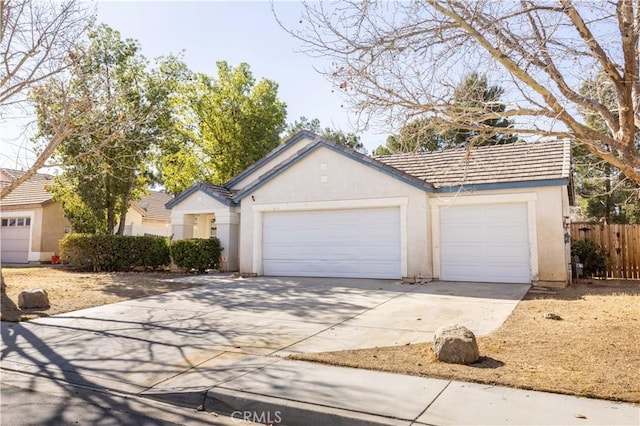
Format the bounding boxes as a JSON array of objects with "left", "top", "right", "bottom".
[
  {"left": 95, "top": 1, "right": 384, "bottom": 148},
  {"left": 0, "top": 1, "right": 387, "bottom": 169}
]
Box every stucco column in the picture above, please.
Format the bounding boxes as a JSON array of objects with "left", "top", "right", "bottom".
[
  {"left": 214, "top": 209, "right": 240, "bottom": 272},
  {"left": 171, "top": 214, "right": 194, "bottom": 240}
]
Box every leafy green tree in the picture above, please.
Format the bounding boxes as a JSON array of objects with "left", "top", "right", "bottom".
[
  {"left": 158, "top": 62, "right": 287, "bottom": 192},
  {"left": 50, "top": 179, "right": 106, "bottom": 233},
  {"left": 284, "top": 116, "right": 367, "bottom": 154},
  {"left": 144, "top": 54, "right": 199, "bottom": 190},
  {"left": 446, "top": 73, "right": 518, "bottom": 147},
  {"left": 34, "top": 24, "right": 164, "bottom": 233},
  {"left": 574, "top": 71, "right": 640, "bottom": 224},
  {"left": 374, "top": 74, "right": 517, "bottom": 155},
  {"left": 374, "top": 119, "right": 440, "bottom": 155},
  {"left": 283, "top": 116, "right": 323, "bottom": 137}
]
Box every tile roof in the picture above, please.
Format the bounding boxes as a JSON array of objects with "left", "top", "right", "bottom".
[
  {"left": 199, "top": 182, "right": 235, "bottom": 202},
  {"left": 0, "top": 168, "right": 55, "bottom": 206},
  {"left": 165, "top": 182, "right": 237, "bottom": 209},
  {"left": 376, "top": 140, "right": 570, "bottom": 188},
  {"left": 133, "top": 191, "right": 173, "bottom": 222},
  {"left": 168, "top": 137, "right": 571, "bottom": 209}
]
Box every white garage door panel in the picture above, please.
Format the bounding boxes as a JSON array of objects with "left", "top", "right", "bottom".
[
  {"left": 1, "top": 226, "right": 30, "bottom": 263},
  {"left": 263, "top": 207, "right": 401, "bottom": 279},
  {"left": 441, "top": 203, "right": 530, "bottom": 284}
]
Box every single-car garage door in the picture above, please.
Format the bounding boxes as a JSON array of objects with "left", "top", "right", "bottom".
[
  {"left": 1, "top": 217, "right": 31, "bottom": 263},
  {"left": 440, "top": 203, "right": 530, "bottom": 283},
  {"left": 262, "top": 207, "right": 401, "bottom": 279}
]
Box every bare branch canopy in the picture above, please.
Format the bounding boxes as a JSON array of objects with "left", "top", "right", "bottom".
[{"left": 285, "top": 0, "right": 640, "bottom": 183}]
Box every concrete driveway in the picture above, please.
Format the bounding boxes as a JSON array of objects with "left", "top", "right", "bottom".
[{"left": 1, "top": 276, "right": 528, "bottom": 398}]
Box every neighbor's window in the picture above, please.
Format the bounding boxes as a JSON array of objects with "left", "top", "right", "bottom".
[{"left": 1, "top": 219, "right": 7, "bottom": 226}]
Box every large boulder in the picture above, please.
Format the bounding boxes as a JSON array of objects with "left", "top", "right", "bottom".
[
  {"left": 18, "top": 289, "right": 50, "bottom": 310},
  {"left": 433, "top": 324, "right": 479, "bottom": 364}
]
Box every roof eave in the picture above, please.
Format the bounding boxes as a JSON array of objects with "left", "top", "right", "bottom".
[
  {"left": 434, "top": 178, "right": 570, "bottom": 193},
  {"left": 165, "top": 182, "right": 237, "bottom": 209}
]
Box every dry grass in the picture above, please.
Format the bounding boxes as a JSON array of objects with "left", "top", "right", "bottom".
[
  {"left": 1, "top": 266, "right": 202, "bottom": 322},
  {"left": 292, "top": 280, "right": 640, "bottom": 403}
]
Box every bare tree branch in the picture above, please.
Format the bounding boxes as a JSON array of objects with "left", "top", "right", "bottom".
[
  {"left": 0, "top": 0, "right": 93, "bottom": 198},
  {"left": 282, "top": 0, "right": 640, "bottom": 183},
  {"left": 0, "top": 0, "right": 92, "bottom": 107}
]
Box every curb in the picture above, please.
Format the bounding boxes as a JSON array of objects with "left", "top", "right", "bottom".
[{"left": 204, "top": 387, "right": 411, "bottom": 426}]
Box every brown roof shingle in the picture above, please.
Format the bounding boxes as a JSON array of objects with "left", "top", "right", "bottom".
[
  {"left": 133, "top": 191, "right": 173, "bottom": 222},
  {"left": 376, "top": 140, "right": 570, "bottom": 188},
  {"left": 0, "top": 168, "right": 55, "bottom": 206}
]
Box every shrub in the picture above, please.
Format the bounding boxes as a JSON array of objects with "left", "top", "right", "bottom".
[
  {"left": 59, "top": 234, "right": 171, "bottom": 272},
  {"left": 170, "top": 238, "right": 223, "bottom": 272},
  {"left": 572, "top": 238, "right": 608, "bottom": 278}
]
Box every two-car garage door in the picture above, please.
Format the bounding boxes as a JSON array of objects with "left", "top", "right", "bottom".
[
  {"left": 259, "top": 203, "right": 532, "bottom": 283},
  {"left": 440, "top": 203, "right": 531, "bottom": 284},
  {"left": 262, "top": 207, "right": 401, "bottom": 279}
]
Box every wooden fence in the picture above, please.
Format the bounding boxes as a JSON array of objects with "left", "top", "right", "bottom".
[{"left": 570, "top": 222, "right": 640, "bottom": 279}]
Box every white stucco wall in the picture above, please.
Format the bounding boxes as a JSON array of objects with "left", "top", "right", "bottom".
[
  {"left": 238, "top": 147, "right": 430, "bottom": 278},
  {"left": 532, "top": 185, "right": 570, "bottom": 284},
  {"left": 229, "top": 136, "right": 315, "bottom": 191}
]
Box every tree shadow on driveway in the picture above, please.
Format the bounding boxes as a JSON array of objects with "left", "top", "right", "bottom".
[{"left": 0, "top": 315, "right": 226, "bottom": 424}]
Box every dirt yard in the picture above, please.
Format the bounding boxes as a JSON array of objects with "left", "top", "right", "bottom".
[
  {"left": 1, "top": 266, "right": 203, "bottom": 322},
  {"left": 292, "top": 280, "right": 640, "bottom": 403}
]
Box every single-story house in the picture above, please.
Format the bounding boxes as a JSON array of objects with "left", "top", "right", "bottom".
[
  {"left": 167, "top": 130, "right": 573, "bottom": 286},
  {"left": 0, "top": 169, "right": 71, "bottom": 263},
  {"left": 1, "top": 168, "right": 172, "bottom": 264},
  {"left": 120, "top": 191, "right": 173, "bottom": 237}
]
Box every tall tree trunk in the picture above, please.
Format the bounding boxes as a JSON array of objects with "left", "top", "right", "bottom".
[
  {"left": 107, "top": 203, "right": 116, "bottom": 234},
  {"left": 116, "top": 171, "right": 134, "bottom": 236},
  {"left": 116, "top": 194, "right": 129, "bottom": 235}
]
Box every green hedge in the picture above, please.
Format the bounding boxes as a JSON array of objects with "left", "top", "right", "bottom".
[
  {"left": 59, "top": 234, "right": 171, "bottom": 272},
  {"left": 170, "top": 238, "right": 223, "bottom": 272}
]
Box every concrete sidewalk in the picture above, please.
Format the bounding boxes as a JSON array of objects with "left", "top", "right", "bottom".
[
  {"left": 142, "top": 355, "right": 639, "bottom": 426},
  {"left": 1, "top": 277, "right": 638, "bottom": 424}
]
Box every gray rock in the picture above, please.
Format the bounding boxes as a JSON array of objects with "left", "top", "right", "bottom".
[
  {"left": 543, "top": 312, "right": 562, "bottom": 320},
  {"left": 18, "top": 289, "right": 50, "bottom": 310},
  {"left": 433, "top": 324, "right": 479, "bottom": 364}
]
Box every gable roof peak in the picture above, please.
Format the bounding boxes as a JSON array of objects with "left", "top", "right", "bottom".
[
  {"left": 225, "top": 130, "right": 321, "bottom": 188},
  {"left": 165, "top": 181, "right": 236, "bottom": 209}
]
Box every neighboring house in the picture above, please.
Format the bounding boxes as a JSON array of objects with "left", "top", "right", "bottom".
[
  {"left": 120, "top": 191, "right": 173, "bottom": 237},
  {"left": 0, "top": 168, "right": 172, "bottom": 263},
  {"left": 167, "top": 131, "right": 573, "bottom": 286},
  {"left": 0, "top": 169, "right": 71, "bottom": 263}
]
